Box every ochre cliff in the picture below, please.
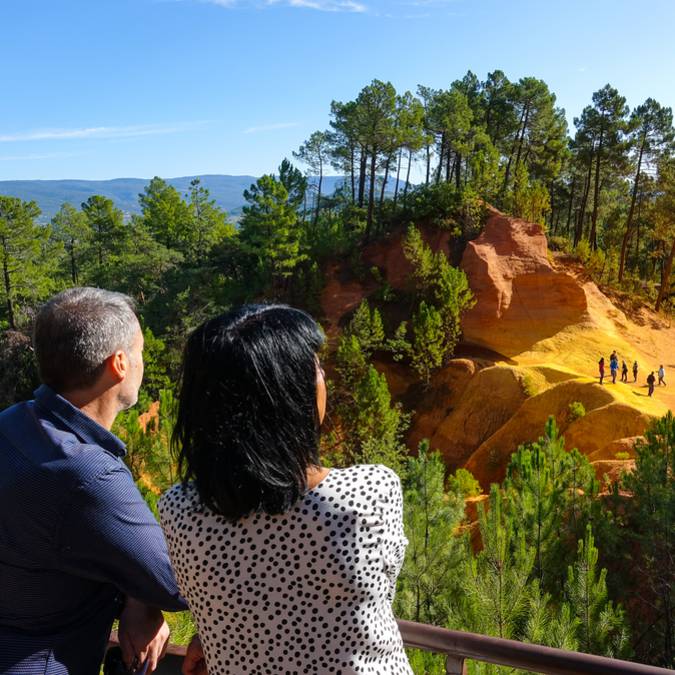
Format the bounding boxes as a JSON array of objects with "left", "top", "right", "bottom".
[{"left": 320, "top": 208, "right": 674, "bottom": 489}]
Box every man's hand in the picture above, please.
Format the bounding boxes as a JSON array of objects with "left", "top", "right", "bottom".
[
  {"left": 119, "top": 597, "right": 170, "bottom": 673},
  {"left": 182, "top": 634, "right": 207, "bottom": 675}
]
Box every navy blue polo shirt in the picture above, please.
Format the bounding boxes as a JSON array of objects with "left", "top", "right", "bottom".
[{"left": 0, "top": 385, "right": 186, "bottom": 674}]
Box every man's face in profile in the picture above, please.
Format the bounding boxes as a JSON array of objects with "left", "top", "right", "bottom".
[{"left": 118, "top": 324, "right": 145, "bottom": 411}]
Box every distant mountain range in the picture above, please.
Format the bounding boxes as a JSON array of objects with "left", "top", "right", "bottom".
[{"left": 0, "top": 175, "right": 406, "bottom": 221}]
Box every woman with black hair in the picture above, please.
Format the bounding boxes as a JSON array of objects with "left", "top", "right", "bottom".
[{"left": 158, "top": 305, "right": 412, "bottom": 675}]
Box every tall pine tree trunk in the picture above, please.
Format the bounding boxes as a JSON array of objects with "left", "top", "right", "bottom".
[
  {"left": 566, "top": 176, "right": 577, "bottom": 236},
  {"left": 379, "top": 154, "right": 391, "bottom": 212},
  {"left": 503, "top": 104, "right": 528, "bottom": 195},
  {"left": 358, "top": 147, "right": 367, "bottom": 208},
  {"left": 512, "top": 105, "right": 531, "bottom": 177},
  {"left": 425, "top": 143, "right": 431, "bottom": 185},
  {"left": 655, "top": 238, "right": 675, "bottom": 312},
  {"left": 404, "top": 148, "right": 413, "bottom": 199},
  {"left": 589, "top": 129, "right": 604, "bottom": 250},
  {"left": 393, "top": 148, "right": 403, "bottom": 206},
  {"left": 2, "top": 251, "right": 15, "bottom": 331},
  {"left": 455, "top": 153, "right": 462, "bottom": 190},
  {"left": 366, "top": 147, "right": 377, "bottom": 240},
  {"left": 435, "top": 133, "right": 446, "bottom": 184},
  {"left": 575, "top": 150, "right": 595, "bottom": 247},
  {"left": 618, "top": 139, "right": 645, "bottom": 282},
  {"left": 349, "top": 145, "right": 356, "bottom": 204},
  {"left": 633, "top": 191, "right": 645, "bottom": 272},
  {"left": 69, "top": 242, "right": 78, "bottom": 285},
  {"left": 314, "top": 164, "right": 323, "bottom": 228}
]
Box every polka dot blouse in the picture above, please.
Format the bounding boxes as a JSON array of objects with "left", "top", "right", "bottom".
[{"left": 159, "top": 464, "right": 413, "bottom": 675}]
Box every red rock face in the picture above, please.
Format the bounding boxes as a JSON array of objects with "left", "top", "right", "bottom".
[{"left": 460, "top": 210, "right": 587, "bottom": 357}]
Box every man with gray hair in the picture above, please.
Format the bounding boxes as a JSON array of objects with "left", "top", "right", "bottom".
[{"left": 0, "top": 288, "right": 186, "bottom": 674}]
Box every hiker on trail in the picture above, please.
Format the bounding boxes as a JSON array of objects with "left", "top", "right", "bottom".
[
  {"left": 621, "top": 360, "right": 628, "bottom": 383},
  {"left": 647, "top": 371, "right": 656, "bottom": 397},
  {"left": 633, "top": 360, "right": 639, "bottom": 383},
  {"left": 599, "top": 357, "right": 605, "bottom": 385},
  {"left": 658, "top": 365, "right": 666, "bottom": 386},
  {"left": 610, "top": 352, "right": 619, "bottom": 384}
]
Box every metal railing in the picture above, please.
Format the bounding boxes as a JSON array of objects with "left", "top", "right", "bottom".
[
  {"left": 396, "top": 619, "right": 671, "bottom": 674},
  {"left": 109, "top": 622, "right": 673, "bottom": 674}
]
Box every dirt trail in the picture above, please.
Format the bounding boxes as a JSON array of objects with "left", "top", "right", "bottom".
[{"left": 512, "top": 260, "right": 675, "bottom": 417}]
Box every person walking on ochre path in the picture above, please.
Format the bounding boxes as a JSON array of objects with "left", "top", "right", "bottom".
[
  {"left": 599, "top": 357, "right": 606, "bottom": 384},
  {"left": 633, "top": 360, "right": 639, "bottom": 383},
  {"left": 0, "top": 288, "right": 187, "bottom": 675},
  {"left": 621, "top": 360, "right": 629, "bottom": 383},
  {"left": 658, "top": 364, "right": 666, "bottom": 386},
  {"left": 610, "top": 351, "right": 619, "bottom": 384},
  {"left": 647, "top": 371, "right": 656, "bottom": 397}
]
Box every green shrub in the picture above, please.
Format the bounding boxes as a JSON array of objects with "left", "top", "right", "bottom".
[
  {"left": 521, "top": 374, "right": 539, "bottom": 397},
  {"left": 615, "top": 451, "right": 630, "bottom": 460},
  {"left": 400, "top": 182, "right": 461, "bottom": 228},
  {"left": 568, "top": 401, "right": 586, "bottom": 422},
  {"left": 575, "top": 239, "right": 591, "bottom": 264},
  {"left": 447, "top": 467, "right": 481, "bottom": 498}
]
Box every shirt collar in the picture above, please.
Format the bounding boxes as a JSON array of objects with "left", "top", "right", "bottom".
[{"left": 34, "top": 384, "right": 127, "bottom": 458}]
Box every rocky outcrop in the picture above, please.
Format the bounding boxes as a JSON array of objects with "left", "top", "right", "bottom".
[
  {"left": 405, "top": 359, "right": 477, "bottom": 452},
  {"left": 589, "top": 436, "right": 642, "bottom": 462},
  {"left": 412, "top": 365, "right": 527, "bottom": 470},
  {"left": 591, "top": 459, "right": 636, "bottom": 485},
  {"left": 460, "top": 209, "right": 587, "bottom": 357},
  {"left": 318, "top": 205, "right": 671, "bottom": 489},
  {"left": 464, "top": 381, "right": 616, "bottom": 488},
  {"left": 563, "top": 405, "right": 650, "bottom": 457}
]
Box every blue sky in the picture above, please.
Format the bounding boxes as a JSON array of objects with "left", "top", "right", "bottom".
[{"left": 1, "top": 0, "right": 674, "bottom": 180}]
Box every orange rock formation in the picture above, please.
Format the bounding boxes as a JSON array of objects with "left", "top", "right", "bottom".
[{"left": 320, "top": 207, "right": 674, "bottom": 490}]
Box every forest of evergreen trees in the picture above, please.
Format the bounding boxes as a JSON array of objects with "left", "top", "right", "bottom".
[{"left": 0, "top": 70, "right": 673, "bottom": 669}]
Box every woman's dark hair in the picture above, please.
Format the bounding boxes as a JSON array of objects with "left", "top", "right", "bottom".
[{"left": 173, "top": 304, "right": 325, "bottom": 520}]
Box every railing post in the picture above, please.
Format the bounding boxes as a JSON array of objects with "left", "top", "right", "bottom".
[{"left": 445, "top": 654, "right": 467, "bottom": 675}]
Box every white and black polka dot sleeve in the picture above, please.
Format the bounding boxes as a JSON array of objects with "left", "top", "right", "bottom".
[
  {"left": 159, "top": 464, "right": 413, "bottom": 675},
  {"left": 379, "top": 467, "right": 408, "bottom": 604}
]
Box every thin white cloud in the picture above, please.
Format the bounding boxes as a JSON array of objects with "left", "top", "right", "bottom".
[
  {"left": 0, "top": 152, "right": 82, "bottom": 161},
  {"left": 198, "top": 0, "right": 367, "bottom": 12},
  {"left": 278, "top": 0, "right": 366, "bottom": 11},
  {"left": 0, "top": 122, "right": 202, "bottom": 143},
  {"left": 244, "top": 122, "right": 300, "bottom": 134},
  {"left": 397, "top": 0, "right": 460, "bottom": 5}
]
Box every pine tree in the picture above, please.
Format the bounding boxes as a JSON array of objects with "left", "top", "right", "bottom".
[
  {"left": 294, "top": 132, "right": 329, "bottom": 226},
  {"left": 0, "top": 196, "right": 55, "bottom": 329},
  {"left": 652, "top": 156, "right": 675, "bottom": 312},
  {"left": 502, "top": 77, "right": 568, "bottom": 197},
  {"left": 187, "top": 178, "right": 232, "bottom": 264},
  {"left": 503, "top": 418, "right": 598, "bottom": 593},
  {"left": 618, "top": 98, "right": 674, "bottom": 282},
  {"left": 621, "top": 412, "right": 675, "bottom": 666},
  {"left": 573, "top": 85, "right": 630, "bottom": 250},
  {"left": 138, "top": 177, "right": 192, "bottom": 250},
  {"left": 50, "top": 202, "right": 91, "bottom": 284},
  {"left": 345, "top": 299, "right": 385, "bottom": 355},
  {"left": 565, "top": 525, "right": 630, "bottom": 657},
  {"left": 114, "top": 217, "right": 183, "bottom": 302},
  {"left": 410, "top": 301, "right": 445, "bottom": 385},
  {"left": 456, "top": 486, "right": 534, "bottom": 641},
  {"left": 277, "top": 159, "right": 307, "bottom": 213},
  {"left": 350, "top": 365, "right": 408, "bottom": 474},
  {"left": 239, "top": 174, "right": 306, "bottom": 286},
  {"left": 395, "top": 441, "right": 466, "bottom": 625},
  {"left": 81, "top": 194, "right": 126, "bottom": 283},
  {"left": 354, "top": 80, "right": 397, "bottom": 239},
  {"left": 402, "top": 226, "right": 475, "bottom": 379}
]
